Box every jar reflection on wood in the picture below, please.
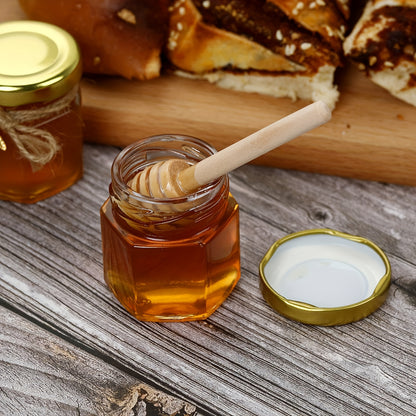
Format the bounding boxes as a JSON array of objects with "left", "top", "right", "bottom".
[
  {"left": 0, "top": 21, "right": 83, "bottom": 203},
  {"left": 100, "top": 135, "right": 241, "bottom": 322}
]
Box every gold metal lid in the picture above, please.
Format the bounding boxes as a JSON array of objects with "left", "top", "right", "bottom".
[
  {"left": 259, "top": 229, "right": 391, "bottom": 326},
  {"left": 0, "top": 20, "right": 82, "bottom": 107}
]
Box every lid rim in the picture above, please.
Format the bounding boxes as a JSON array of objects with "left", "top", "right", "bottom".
[{"left": 259, "top": 228, "right": 391, "bottom": 326}]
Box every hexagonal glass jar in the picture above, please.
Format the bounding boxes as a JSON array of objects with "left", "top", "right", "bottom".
[{"left": 100, "top": 135, "right": 241, "bottom": 321}]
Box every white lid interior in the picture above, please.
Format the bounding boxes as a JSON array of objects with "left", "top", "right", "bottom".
[{"left": 263, "top": 233, "right": 387, "bottom": 308}]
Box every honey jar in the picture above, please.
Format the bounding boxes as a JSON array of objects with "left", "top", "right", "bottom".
[
  {"left": 0, "top": 21, "right": 83, "bottom": 203},
  {"left": 100, "top": 135, "right": 241, "bottom": 321}
]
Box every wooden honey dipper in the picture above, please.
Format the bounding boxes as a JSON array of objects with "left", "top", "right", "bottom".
[{"left": 130, "top": 101, "right": 332, "bottom": 198}]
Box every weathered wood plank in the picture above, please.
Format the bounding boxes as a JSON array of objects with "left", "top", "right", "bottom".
[
  {"left": 1, "top": 144, "right": 416, "bottom": 415},
  {"left": 0, "top": 304, "right": 200, "bottom": 416}
]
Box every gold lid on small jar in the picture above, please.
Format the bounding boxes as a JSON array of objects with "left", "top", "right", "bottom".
[
  {"left": 0, "top": 20, "right": 82, "bottom": 107},
  {"left": 259, "top": 229, "right": 391, "bottom": 326}
]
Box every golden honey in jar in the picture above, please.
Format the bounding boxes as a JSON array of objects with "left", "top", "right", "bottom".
[
  {"left": 100, "top": 135, "right": 241, "bottom": 321},
  {"left": 0, "top": 21, "right": 83, "bottom": 203}
]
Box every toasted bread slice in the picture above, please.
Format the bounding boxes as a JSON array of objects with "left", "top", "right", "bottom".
[
  {"left": 166, "top": 0, "right": 349, "bottom": 109},
  {"left": 344, "top": 0, "right": 416, "bottom": 106}
]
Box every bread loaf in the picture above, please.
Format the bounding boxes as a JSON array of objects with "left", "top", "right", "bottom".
[{"left": 19, "top": 0, "right": 170, "bottom": 80}]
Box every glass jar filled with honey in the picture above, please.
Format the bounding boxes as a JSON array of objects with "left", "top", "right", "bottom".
[
  {"left": 101, "top": 135, "right": 241, "bottom": 322},
  {"left": 0, "top": 21, "right": 83, "bottom": 203}
]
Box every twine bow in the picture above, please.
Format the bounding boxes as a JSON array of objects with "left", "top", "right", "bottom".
[{"left": 0, "top": 87, "right": 78, "bottom": 171}]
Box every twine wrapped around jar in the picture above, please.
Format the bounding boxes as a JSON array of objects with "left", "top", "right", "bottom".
[{"left": 0, "top": 87, "right": 79, "bottom": 171}]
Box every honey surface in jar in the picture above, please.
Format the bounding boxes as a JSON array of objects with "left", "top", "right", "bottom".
[
  {"left": 0, "top": 21, "right": 83, "bottom": 203},
  {"left": 100, "top": 135, "right": 241, "bottom": 322}
]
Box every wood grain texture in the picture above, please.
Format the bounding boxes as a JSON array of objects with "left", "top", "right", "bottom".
[
  {"left": 2, "top": 0, "right": 416, "bottom": 186},
  {"left": 0, "top": 305, "right": 199, "bottom": 416},
  {"left": 1, "top": 143, "right": 416, "bottom": 416}
]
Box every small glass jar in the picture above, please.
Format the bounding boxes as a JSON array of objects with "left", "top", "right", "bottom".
[
  {"left": 100, "top": 135, "right": 241, "bottom": 322},
  {"left": 0, "top": 21, "right": 83, "bottom": 203}
]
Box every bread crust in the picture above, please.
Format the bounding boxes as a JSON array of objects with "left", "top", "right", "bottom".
[
  {"left": 19, "top": 0, "right": 170, "bottom": 80},
  {"left": 168, "top": 0, "right": 344, "bottom": 71},
  {"left": 267, "top": 0, "right": 346, "bottom": 50},
  {"left": 167, "top": 0, "right": 305, "bottom": 73}
]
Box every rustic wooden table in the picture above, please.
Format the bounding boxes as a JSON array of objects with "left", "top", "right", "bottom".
[
  {"left": 1, "top": 141, "right": 416, "bottom": 416},
  {"left": 2, "top": 1, "right": 416, "bottom": 414}
]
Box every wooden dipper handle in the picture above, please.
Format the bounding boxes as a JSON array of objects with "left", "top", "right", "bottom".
[{"left": 178, "top": 101, "right": 332, "bottom": 193}]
